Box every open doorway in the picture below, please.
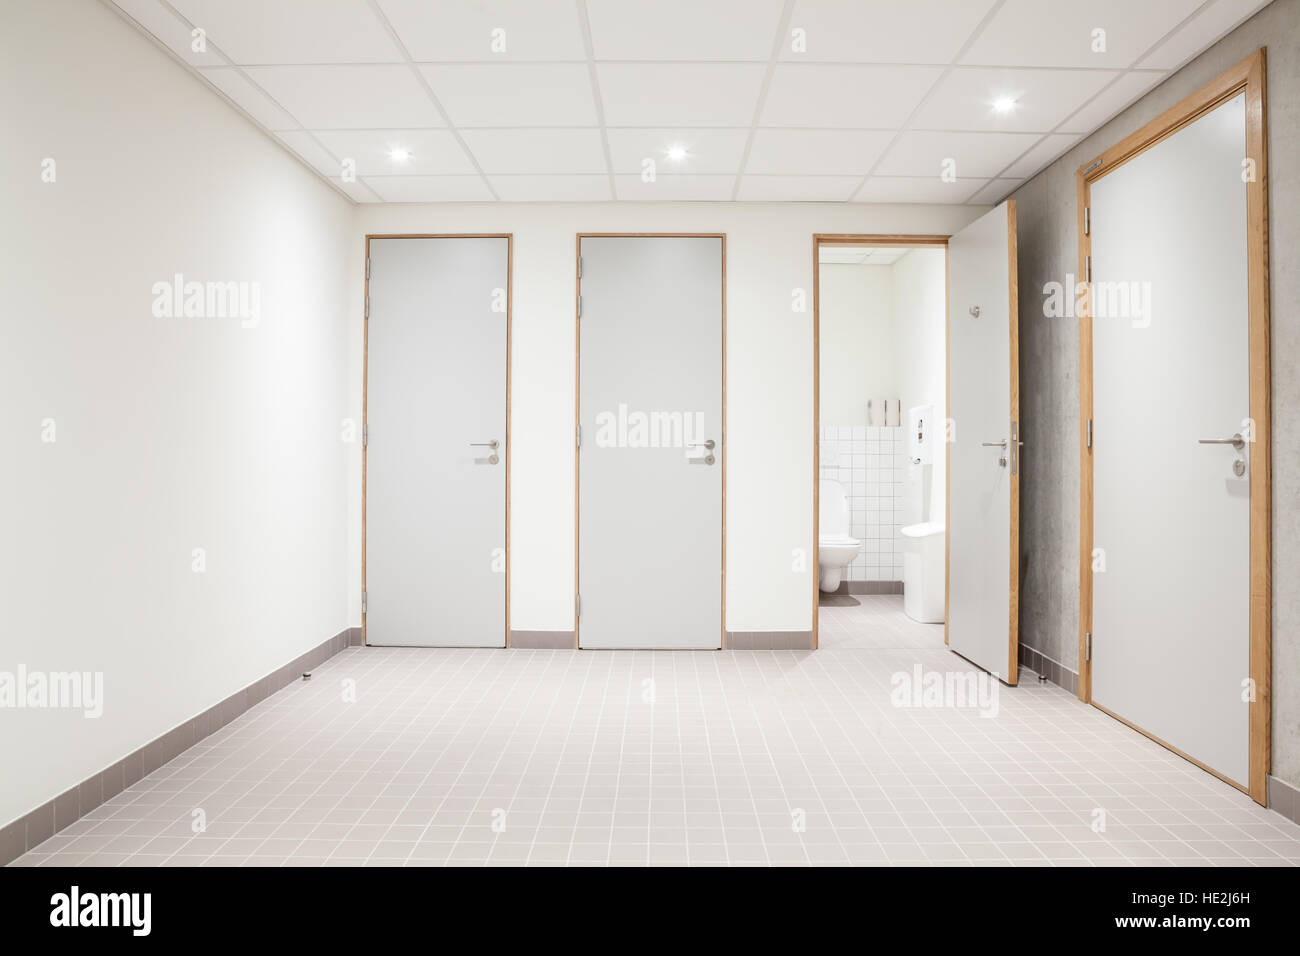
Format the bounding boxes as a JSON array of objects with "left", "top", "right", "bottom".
[{"left": 814, "top": 237, "right": 948, "bottom": 650}]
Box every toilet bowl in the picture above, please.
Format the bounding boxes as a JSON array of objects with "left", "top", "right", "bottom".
[
  {"left": 901, "top": 521, "right": 945, "bottom": 623},
  {"left": 818, "top": 479, "right": 860, "bottom": 592}
]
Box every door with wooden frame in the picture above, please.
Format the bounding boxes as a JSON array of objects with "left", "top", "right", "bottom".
[
  {"left": 946, "top": 201, "right": 1020, "bottom": 683},
  {"left": 364, "top": 235, "right": 511, "bottom": 647},
  {"left": 1078, "top": 51, "right": 1270, "bottom": 802},
  {"left": 576, "top": 235, "right": 724, "bottom": 649},
  {"left": 811, "top": 235, "right": 950, "bottom": 649}
]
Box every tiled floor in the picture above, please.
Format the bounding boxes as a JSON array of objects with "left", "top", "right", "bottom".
[
  {"left": 12, "top": 607, "right": 1300, "bottom": 866},
  {"left": 818, "top": 592, "right": 945, "bottom": 650}
]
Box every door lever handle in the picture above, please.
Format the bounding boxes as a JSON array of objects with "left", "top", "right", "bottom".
[
  {"left": 982, "top": 440, "right": 1008, "bottom": 448},
  {"left": 470, "top": 439, "right": 499, "bottom": 449},
  {"left": 1198, "top": 434, "right": 1244, "bottom": 450},
  {"left": 686, "top": 439, "right": 715, "bottom": 450}
]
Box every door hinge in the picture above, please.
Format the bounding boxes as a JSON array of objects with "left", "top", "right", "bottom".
[
  {"left": 365, "top": 257, "right": 370, "bottom": 280},
  {"left": 1085, "top": 632, "right": 1092, "bottom": 662},
  {"left": 576, "top": 424, "right": 581, "bottom": 449},
  {"left": 577, "top": 256, "right": 583, "bottom": 279},
  {"left": 1085, "top": 255, "right": 1091, "bottom": 283},
  {"left": 1085, "top": 419, "right": 1092, "bottom": 449},
  {"left": 362, "top": 423, "right": 368, "bottom": 447},
  {"left": 575, "top": 593, "right": 581, "bottom": 619},
  {"left": 577, "top": 295, "right": 582, "bottom": 318},
  {"left": 365, "top": 294, "right": 370, "bottom": 319},
  {"left": 1084, "top": 207, "right": 1090, "bottom": 236},
  {"left": 362, "top": 590, "right": 368, "bottom": 614}
]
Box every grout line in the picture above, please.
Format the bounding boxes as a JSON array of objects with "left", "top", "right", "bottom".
[
  {"left": 97, "top": 0, "right": 363, "bottom": 205},
  {"left": 561, "top": 651, "right": 613, "bottom": 866},
  {"left": 15, "top": 643, "right": 1297, "bottom": 868},
  {"left": 847, "top": 0, "right": 1009, "bottom": 204},
  {"left": 421, "top": 649, "right": 546, "bottom": 866},
  {"left": 980, "top": 0, "right": 1220, "bottom": 204},
  {"left": 575, "top": 0, "right": 618, "bottom": 199},
  {"left": 364, "top": 0, "right": 500, "bottom": 200},
  {"left": 102, "top": 0, "right": 1229, "bottom": 208},
  {"left": 729, "top": 0, "right": 797, "bottom": 201}
]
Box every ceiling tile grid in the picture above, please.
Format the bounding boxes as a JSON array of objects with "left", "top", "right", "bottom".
[{"left": 105, "top": 0, "right": 1274, "bottom": 204}]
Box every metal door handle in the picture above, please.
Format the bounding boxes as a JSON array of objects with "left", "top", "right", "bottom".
[
  {"left": 982, "top": 440, "right": 1008, "bottom": 448},
  {"left": 470, "top": 439, "right": 499, "bottom": 449},
  {"left": 1198, "top": 434, "right": 1244, "bottom": 450},
  {"left": 686, "top": 439, "right": 715, "bottom": 450}
]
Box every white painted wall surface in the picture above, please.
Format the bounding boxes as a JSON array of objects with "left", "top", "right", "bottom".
[
  {"left": 0, "top": 1, "right": 353, "bottom": 827},
  {"left": 349, "top": 203, "right": 985, "bottom": 634},
  {"left": 892, "top": 248, "right": 949, "bottom": 526},
  {"left": 818, "top": 264, "right": 894, "bottom": 425}
]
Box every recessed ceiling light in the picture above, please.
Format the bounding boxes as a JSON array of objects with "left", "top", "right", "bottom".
[
  {"left": 388, "top": 147, "right": 412, "bottom": 162},
  {"left": 666, "top": 144, "right": 687, "bottom": 162},
  {"left": 992, "top": 96, "right": 1018, "bottom": 114}
]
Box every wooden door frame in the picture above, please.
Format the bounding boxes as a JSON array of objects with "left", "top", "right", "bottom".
[
  {"left": 574, "top": 233, "right": 727, "bottom": 650},
  {"left": 1075, "top": 48, "right": 1271, "bottom": 804},
  {"left": 361, "top": 233, "right": 514, "bottom": 648},
  {"left": 811, "top": 234, "right": 953, "bottom": 652}
]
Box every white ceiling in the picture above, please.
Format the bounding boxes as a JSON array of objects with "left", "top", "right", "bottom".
[
  {"left": 105, "top": 0, "right": 1273, "bottom": 204},
  {"left": 819, "top": 246, "right": 910, "bottom": 265}
]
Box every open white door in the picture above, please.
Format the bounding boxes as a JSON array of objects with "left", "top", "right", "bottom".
[
  {"left": 947, "top": 201, "right": 1019, "bottom": 683},
  {"left": 365, "top": 236, "right": 509, "bottom": 647},
  {"left": 577, "top": 236, "right": 723, "bottom": 649}
]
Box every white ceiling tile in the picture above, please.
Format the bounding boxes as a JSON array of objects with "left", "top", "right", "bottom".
[
  {"left": 736, "top": 176, "right": 860, "bottom": 202},
  {"left": 818, "top": 247, "right": 872, "bottom": 264},
  {"left": 199, "top": 67, "right": 300, "bottom": 130},
  {"left": 1000, "top": 133, "right": 1083, "bottom": 179},
  {"left": 460, "top": 129, "right": 607, "bottom": 174},
  {"left": 275, "top": 131, "right": 343, "bottom": 177},
  {"left": 868, "top": 250, "right": 909, "bottom": 264},
  {"left": 960, "top": 0, "right": 1205, "bottom": 69},
  {"left": 329, "top": 177, "right": 383, "bottom": 203},
  {"left": 874, "top": 130, "right": 1040, "bottom": 178},
  {"left": 605, "top": 129, "right": 750, "bottom": 175},
  {"left": 489, "top": 175, "right": 613, "bottom": 201},
  {"left": 614, "top": 175, "right": 736, "bottom": 201},
  {"left": 376, "top": 0, "right": 586, "bottom": 61},
  {"left": 421, "top": 64, "right": 597, "bottom": 127},
  {"left": 598, "top": 64, "right": 766, "bottom": 127},
  {"left": 966, "top": 178, "right": 1024, "bottom": 205},
  {"left": 167, "top": 0, "right": 402, "bottom": 64},
  {"left": 313, "top": 129, "right": 475, "bottom": 176},
  {"left": 245, "top": 65, "right": 444, "bottom": 129},
  {"left": 781, "top": 0, "right": 1000, "bottom": 63},
  {"left": 110, "top": 0, "right": 224, "bottom": 66},
  {"left": 1137, "top": 0, "right": 1272, "bottom": 70},
  {"left": 761, "top": 65, "right": 943, "bottom": 128},
  {"left": 911, "top": 68, "right": 1119, "bottom": 133},
  {"left": 586, "top": 0, "right": 785, "bottom": 60},
  {"left": 853, "top": 176, "right": 984, "bottom": 204},
  {"left": 746, "top": 129, "right": 894, "bottom": 176},
  {"left": 121, "top": 0, "right": 1261, "bottom": 204},
  {"left": 1058, "top": 71, "right": 1166, "bottom": 134},
  {"left": 363, "top": 175, "right": 495, "bottom": 202}
]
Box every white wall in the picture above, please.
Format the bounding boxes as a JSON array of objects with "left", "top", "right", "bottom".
[
  {"left": 892, "top": 248, "right": 949, "bottom": 526},
  {"left": 0, "top": 0, "right": 353, "bottom": 826},
  {"left": 818, "top": 264, "right": 894, "bottom": 425},
  {"left": 349, "top": 203, "right": 984, "bottom": 634}
]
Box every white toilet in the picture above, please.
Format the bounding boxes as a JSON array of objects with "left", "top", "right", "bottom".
[
  {"left": 901, "top": 521, "right": 945, "bottom": 622},
  {"left": 818, "top": 479, "right": 860, "bottom": 592}
]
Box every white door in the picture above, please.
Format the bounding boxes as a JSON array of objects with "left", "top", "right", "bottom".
[
  {"left": 1089, "top": 93, "right": 1250, "bottom": 787},
  {"left": 947, "top": 201, "right": 1019, "bottom": 682},
  {"left": 365, "top": 237, "right": 509, "bottom": 647},
  {"left": 578, "top": 236, "right": 723, "bottom": 649}
]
